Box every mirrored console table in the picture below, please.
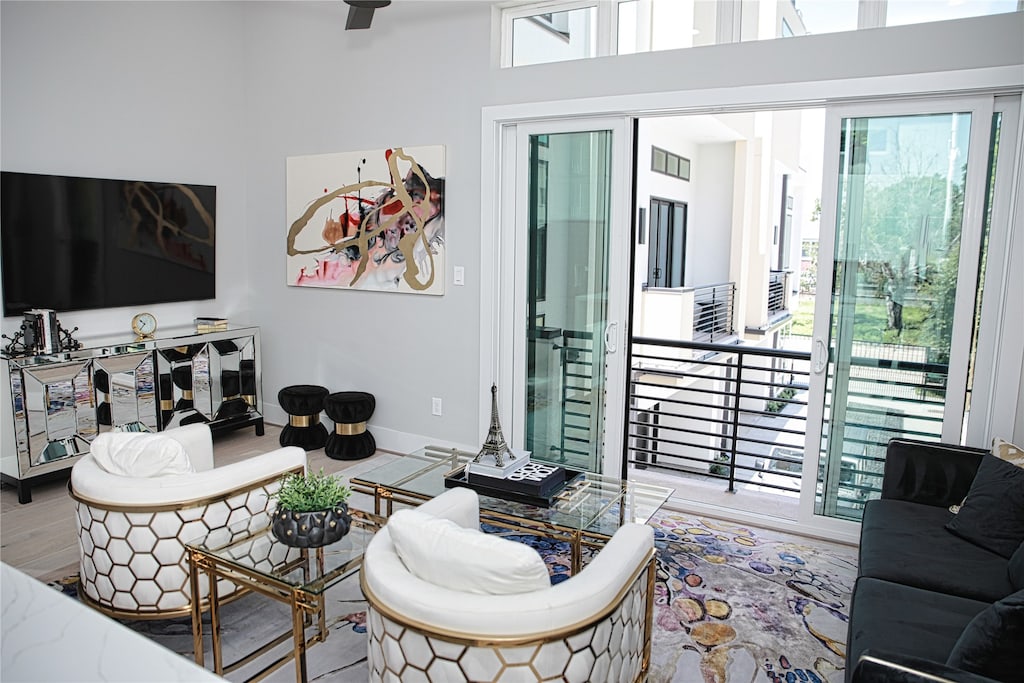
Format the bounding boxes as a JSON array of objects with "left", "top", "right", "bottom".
[{"left": 1, "top": 325, "right": 264, "bottom": 503}]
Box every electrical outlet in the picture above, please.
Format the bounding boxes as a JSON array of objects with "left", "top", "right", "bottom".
[{"left": 431, "top": 397, "right": 443, "bottom": 416}]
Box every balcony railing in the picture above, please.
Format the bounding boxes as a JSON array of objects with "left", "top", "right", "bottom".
[
  {"left": 767, "top": 271, "right": 790, "bottom": 318},
  {"left": 627, "top": 336, "right": 950, "bottom": 519},
  {"left": 628, "top": 337, "right": 810, "bottom": 494},
  {"left": 691, "top": 282, "right": 735, "bottom": 342}
]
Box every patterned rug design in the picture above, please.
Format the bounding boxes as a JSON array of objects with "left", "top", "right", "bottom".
[{"left": 51, "top": 511, "right": 856, "bottom": 682}]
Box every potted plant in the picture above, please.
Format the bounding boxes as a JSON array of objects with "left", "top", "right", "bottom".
[{"left": 270, "top": 468, "right": 352, "bottom": 548}]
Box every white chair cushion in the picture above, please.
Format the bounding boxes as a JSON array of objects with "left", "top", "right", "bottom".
[
  {"left": 89, "top": 432, "right": 194, "bottom": 477},
  {"left": 387, "top": 507, "right": 550, "bottom": 595}
]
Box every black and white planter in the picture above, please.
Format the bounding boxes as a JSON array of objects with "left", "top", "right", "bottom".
[{"left": 271, "top": 504, "right": 352, "bottom": 548}]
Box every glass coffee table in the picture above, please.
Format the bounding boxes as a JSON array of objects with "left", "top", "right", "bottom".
[
  {"left": 186, "top": 510, "right": 379, "bottom": 683},
  {"left": 348, "top": 445, "right": 674, "bottom": 573}
]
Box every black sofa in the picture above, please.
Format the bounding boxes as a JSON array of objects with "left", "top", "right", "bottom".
[{"left": 847, "top": 438, "right": 1024, "bottom": 683}]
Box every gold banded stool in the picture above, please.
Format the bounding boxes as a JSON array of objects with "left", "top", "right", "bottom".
[
  {"left": 277, "top": 384, "right": 329, "bottom": 451},
  {"left": 324, "top": 391, "right": 376, "bottom": 460}
]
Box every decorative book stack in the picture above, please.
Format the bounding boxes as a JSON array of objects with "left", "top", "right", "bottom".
[{"left": 195, "top": 317, "right": 228, "bottom": 333}]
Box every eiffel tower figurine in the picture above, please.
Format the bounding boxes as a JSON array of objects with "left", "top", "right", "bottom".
[{"left": 473, "top": 384, "right": 514, "bottom": 467}]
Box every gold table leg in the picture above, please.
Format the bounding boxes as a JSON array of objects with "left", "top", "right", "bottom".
[
  {"left": 208, "top": 567, "right": 223, "bottom": 675},
  {"left": 189, "top": 550, "right": 205, "bottom": 668}
]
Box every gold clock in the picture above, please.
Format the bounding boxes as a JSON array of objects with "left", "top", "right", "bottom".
[{"left": 131, "top": 312, "right": 158, "bottom": 339}]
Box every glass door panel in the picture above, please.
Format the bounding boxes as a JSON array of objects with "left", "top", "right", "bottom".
[
  {"left": 810, "top": 105, "right": 994, "bottom": 521},
  {"left": 526, "top": 130, "right": 613, "bottom": 472}
]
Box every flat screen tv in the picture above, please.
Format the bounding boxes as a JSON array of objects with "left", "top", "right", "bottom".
[{"left": 1, "top": 171, "right": 216, "bottom": 317}]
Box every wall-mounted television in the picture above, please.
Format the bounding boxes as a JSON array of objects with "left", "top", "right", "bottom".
[{"left": 1, "top": 171, "right": 216, "bottom": 317}]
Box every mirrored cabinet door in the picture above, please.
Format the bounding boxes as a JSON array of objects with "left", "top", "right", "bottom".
[
  {"left": 94, "top": 352, "right": 157, "bottom": 433},
  {"left": 17, "top": 360, "right": 95, "bottom": 467}
]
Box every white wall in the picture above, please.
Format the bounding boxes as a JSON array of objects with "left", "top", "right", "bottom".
[
  {"left": 0, "top": 1, "right": 250, "bottom": 337},
  {"left": 3, "top": 2, "right": 1022, "bottom": 452}
]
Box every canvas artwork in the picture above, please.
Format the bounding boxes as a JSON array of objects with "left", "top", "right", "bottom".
[{"left": 286, "top": 146, "right": 446, "bottom": 295}]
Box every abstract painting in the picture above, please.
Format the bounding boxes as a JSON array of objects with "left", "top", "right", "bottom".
[{"left": 286, "top": 145, "right": 445, "bottom": 294}]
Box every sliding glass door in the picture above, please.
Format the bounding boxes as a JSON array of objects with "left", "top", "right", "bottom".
[
  {"left": 501, "top": 118, "right": 632, "bottom": 475},
  {"left": 805, "top": 97, "right": 1003, "bottom": 520}
]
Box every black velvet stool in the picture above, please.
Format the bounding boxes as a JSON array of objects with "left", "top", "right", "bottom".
[
  {"left": 324, "top": 391, "right": 376, "bottom": 460},
  {"left": 278, "top": 384, "right": 329, "bottom": 451}
]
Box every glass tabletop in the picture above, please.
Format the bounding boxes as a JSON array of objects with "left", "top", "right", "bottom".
[
  {"left": 349, "top": 446, "right": 674, "bottom": 537},
  {"left": 186, "top": 512, "right": 373, "bottom": 596}
]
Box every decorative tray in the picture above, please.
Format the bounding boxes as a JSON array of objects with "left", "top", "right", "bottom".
[{"left": 444, "top": 465, "right": 587, "bottom": 509}]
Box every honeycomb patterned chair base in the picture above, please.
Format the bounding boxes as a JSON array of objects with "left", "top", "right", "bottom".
[
  {"left": 278, "top": 384, "right": 329, "bottom": 451},
  {"left": 324, "top": 391, "right": 376, "bottom": 461},
  {"left": 70, "top": 424, "right": 307, "bottom": 619},
  {"left": 361, "top": 488, "right": 656, "bottom": 683}
]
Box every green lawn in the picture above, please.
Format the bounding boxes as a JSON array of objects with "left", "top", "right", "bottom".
[{"left": 790, "top": 295, "right": 930, "bottom": 345}]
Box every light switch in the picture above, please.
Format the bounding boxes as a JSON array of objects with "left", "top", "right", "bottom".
[{"left": 453, "top": 266, "right": 465, "bottom": 286}]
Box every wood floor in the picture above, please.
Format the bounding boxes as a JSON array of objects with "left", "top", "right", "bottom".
[{"left": 0, "top": 424, "right": 399, "bottom": 584}]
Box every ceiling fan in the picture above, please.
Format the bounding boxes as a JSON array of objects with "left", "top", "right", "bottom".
[{"left": 344, "top": 0, "right": 391, "bottom": 30}]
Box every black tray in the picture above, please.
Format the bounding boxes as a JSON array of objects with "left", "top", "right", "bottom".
[{"left": 444, "top": 466, "right": 584, "bottom": 508}]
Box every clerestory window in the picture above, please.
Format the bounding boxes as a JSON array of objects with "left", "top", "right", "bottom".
[{"left": 501, "top": 0, "right": 1020, "bottom": 68}]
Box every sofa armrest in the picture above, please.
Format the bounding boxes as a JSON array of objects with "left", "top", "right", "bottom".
[
  {"left": 852, "top": 650, "right": 1001, "bottom": 683},
  {"left": 881, "top": 439, "right": 988, "bottom": 507}
]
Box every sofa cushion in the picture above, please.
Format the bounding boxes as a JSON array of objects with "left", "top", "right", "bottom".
[
  {"left": 946, "top": 454, "right": 1024, "bottom": 558},
  {"left": 1010, "top": 542, "right": 1024, "bottom": 592},
  {"left": 387, "top": 508, "right": 550, "bottom": 595},
  {"left": 946, "top": 589, "right": 1024, "bottom": 681},
  {"left": 859, "top": 498, "right": 1013, "bottom": 602},
  {"left": 951, "top": 437, "right": 1024, "bottom": 513},
  {"left": 89, "top": 432, "right": 194, "bottom": 478},
  {"left": 846, "top": 577, "right": 991, "bottom": 683}
]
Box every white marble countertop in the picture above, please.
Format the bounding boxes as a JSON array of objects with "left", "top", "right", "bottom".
[{"left": 1, "top": 562, "right": 222, "bottom": 682}]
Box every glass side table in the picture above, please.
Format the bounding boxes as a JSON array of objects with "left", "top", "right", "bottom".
[
  {"left": 349, "top": 446, "right": 673, "bottom": 573},
  {"left": 185, "top": 510, "right": 378, "bottom": 683}
]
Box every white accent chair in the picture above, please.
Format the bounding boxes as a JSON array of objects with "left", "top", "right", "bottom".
[
  {"left": 69, "top": 424, "right": 306, "bottom": 619},
  {"left": 361, "top": 487, "right": 657, "bottom": 683}
]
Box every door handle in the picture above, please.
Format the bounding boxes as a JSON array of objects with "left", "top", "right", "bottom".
[
  {"left": 605, "top": 321, "right": 618, "bottom": 354},
  {"left": 813, "top": 337, "right": 827, "bottom": 374}
]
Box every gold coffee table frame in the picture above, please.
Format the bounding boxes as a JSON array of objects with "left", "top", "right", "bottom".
[
  {"left": 186, "top": 509, "right": 381, "bottom": 683},
  {"left": 349, "top": 446, "right": 673, "bottom": 574}
]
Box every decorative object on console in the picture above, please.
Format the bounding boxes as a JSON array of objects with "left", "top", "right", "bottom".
[
  {"left": 194, "top": 316, "right": 228, "bottom": 333},
  {"left": 324, "top": 391, "right": 376, "bottom": 460},
  {"left": 286, "top": 145, "right": 446, "bottom": 295},
  {"left": 278, "top": 384, "right": 329, "bottom": 451},
  {"left": 130, "top": 312, "right": 157, "bottom": 339},
  {"left": 270, "top": 468, "right": 353, "bottom": 548},
  {"left": 2, "top": 309, "right": 81, "bottom": 356}
]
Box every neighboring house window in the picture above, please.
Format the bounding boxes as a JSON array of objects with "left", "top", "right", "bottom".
[
  {"left": 652, "top": 146, "right": 690, "bottom": 181},
  {"left": 647, "top": 198, "right": 686, "bottom": 288}
]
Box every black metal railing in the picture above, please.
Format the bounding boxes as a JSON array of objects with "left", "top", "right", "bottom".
[
  {"left": 628, "top": 335, "right": 950, "bottom": 517},
  {"left": 768, "top": 271, "right": 789, "bottom": 318},
  {"left": 628, "top": 337, "right": 810, "bottom": 494},
  {"left": 692, "top": 282, "right": 735, "bottom": 342},
  {"left": 556, "top": 330, "right": 594, "bottom": 468}
]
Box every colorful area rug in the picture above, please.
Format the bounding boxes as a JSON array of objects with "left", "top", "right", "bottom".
[{"left": 51, "top": 511, "right": 856, "bottom": 682}]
